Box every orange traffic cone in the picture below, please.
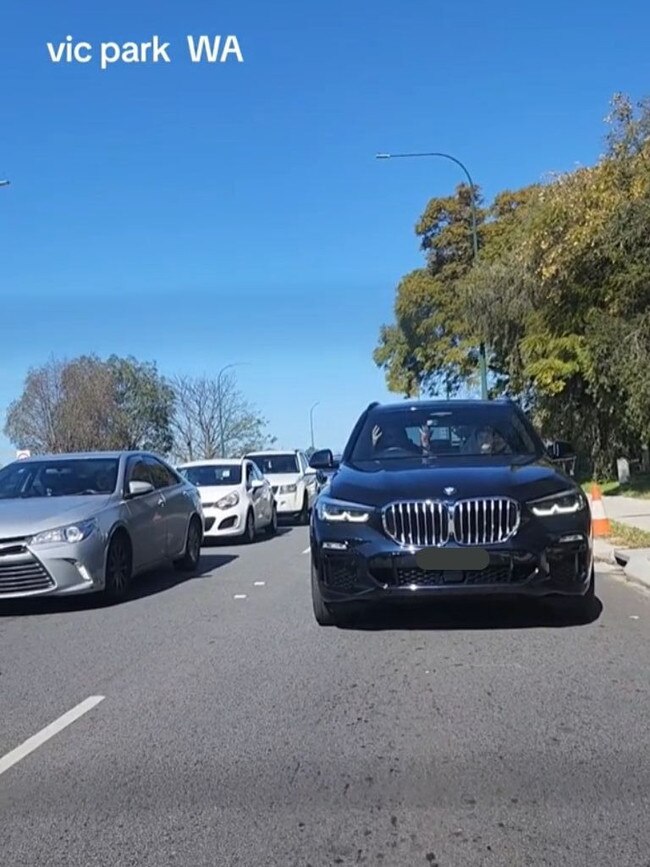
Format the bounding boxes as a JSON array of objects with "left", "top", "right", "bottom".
[{"left": 590, "top": 483, "right": 611, "bottom": 537}]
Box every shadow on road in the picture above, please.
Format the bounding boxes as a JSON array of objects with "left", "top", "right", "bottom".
[
  {"left": 0, "top": 553, "right": 238, "bottom": 617},
  {"left": 336, "top": 596, "right": 604, "bottom": 631}
]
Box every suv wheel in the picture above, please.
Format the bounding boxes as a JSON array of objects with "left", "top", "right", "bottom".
[
  {"left": 558, "top": 568, "right": 595, "bottom": 621},
  {"left": 311, "top": 559, "right": 336, "bottom": 626},
  {"left": 297, "top": 494, "right": 310, "bottom": 526}
]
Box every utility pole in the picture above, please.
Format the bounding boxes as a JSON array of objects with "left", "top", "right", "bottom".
[{"left": 309, "top": 402, "right": 320, "bottom": 451}]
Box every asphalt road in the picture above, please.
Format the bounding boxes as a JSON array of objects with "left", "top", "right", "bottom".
[{"left": 1, "top": 526, "right": 650, "bottom": 866}]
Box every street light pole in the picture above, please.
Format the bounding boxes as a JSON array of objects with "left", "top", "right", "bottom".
[
  {"left": 376, "top": 151, "right": 489, "bottom": 400},
  {"left": 0, "top": 180, "right": 10, "bottom": 187},
  {"left": 217, "top": 362, "right": 249, "bottom": 458},
  {"left": 309, "top": 402, "right": 320, "bottom": 451}
]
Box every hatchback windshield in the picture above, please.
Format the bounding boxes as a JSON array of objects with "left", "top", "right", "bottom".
[
  {"left": 0, "top": 458, "right": 119, "bottom": 499},
  {"left": 179, "top": 465, "right": 242, "bottom": 486},
  {"left": 248, "top": 454, "right": 299, "bottom": 474},
  {"left": 351, "top": 405, "right": 541, "bottom": 461}
]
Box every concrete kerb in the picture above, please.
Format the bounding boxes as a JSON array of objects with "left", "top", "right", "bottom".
[{"left": 593, "top": 538, "right": 650, "bottom": 591}]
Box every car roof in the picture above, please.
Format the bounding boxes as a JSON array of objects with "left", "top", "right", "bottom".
[
  {"left": 245, "top": 450, "right": 298, "bottom": 456},
  {"left": 371, "top": 398, "right": 514, "bottom": 413},
  {"left": 11, "top": 450, "right": 145, "bottom": 462},
  {"left": 177, "top": 458, "right": 245, "bottom": 467}
]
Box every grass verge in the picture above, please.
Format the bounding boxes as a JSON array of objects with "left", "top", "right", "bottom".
[
  {"left": 581, "top": 473, "right": 650, "bottom": 499},
  {"left": 606, "top": 520, "right": 650, "bottom": 549}
]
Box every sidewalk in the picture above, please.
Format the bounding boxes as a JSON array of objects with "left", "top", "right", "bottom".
[
  {"left": 599, "top": 495, "right": 650, "bottom": 532},
  {"left": 593, "top": 494, "right": 650, "bottom": 590}
]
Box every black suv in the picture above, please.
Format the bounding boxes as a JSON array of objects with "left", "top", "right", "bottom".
[{"left": 308, "top": 399, "right": 593, "bottom": 626}]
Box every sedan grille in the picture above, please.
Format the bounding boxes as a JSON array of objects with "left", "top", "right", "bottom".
[
  {"left": 0, "top": 540, "right": 55, "bottom": 595},
  {"left": 382, "top": 501, "right": 450, "bottom": 547},
  {"left": 382, "top": 498, "right": 520, "bottom": 548},
  {"left": 453, "top": 498, "right": 520, "bottom": 545}
]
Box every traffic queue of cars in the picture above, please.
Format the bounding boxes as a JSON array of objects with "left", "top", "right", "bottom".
[
  {"left": 0, "top": 398, "right": 591, "bottom": 620},
  {"left": 0, "top": 446, "right": 325, "bottom": 602}
]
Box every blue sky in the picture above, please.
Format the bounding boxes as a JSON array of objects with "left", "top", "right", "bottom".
[{"left": 1, "top": 0, "right": 649, "bottom": 461}]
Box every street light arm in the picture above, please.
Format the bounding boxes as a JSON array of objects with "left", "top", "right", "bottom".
[{"left": 376, "top": 152, "right": 478, "bottom": 256}]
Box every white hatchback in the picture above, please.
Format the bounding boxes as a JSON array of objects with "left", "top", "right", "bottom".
[
  {"left": 177, "top": 459, "right": 277, "bottom": 543},
  {"left": 245, "top": 450, "right": 319, "bottom": 524}
]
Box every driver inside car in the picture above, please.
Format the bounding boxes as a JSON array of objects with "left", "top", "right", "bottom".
[{"left": 371, "top": 422, "right": 422, "bottom": 454}]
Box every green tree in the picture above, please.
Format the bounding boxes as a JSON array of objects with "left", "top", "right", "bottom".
[
  {"left": 5, "top": 354, "right": 175, "bottom": 455},
  {"left": 374, "top": 184, "right": 487, "bottom": 397},
  {"left": 107, "top": 355, "right": 175, "bottom": 453},
  {"left": 375, "top": 94, "right": 650, "bottom": 477}
]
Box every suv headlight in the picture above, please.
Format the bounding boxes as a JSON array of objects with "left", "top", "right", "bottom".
[
  {"left": 316, "top": 496, "right": 372, "bottom": 523},
  {"left": 528, "top": 489, "right": 586, "bottom": 517},
  {"left": 216, "top": 492, "right": 239, "bottom": 509},
  {"left": 31, "top": 518, "right": 98, "bottom": 546},
  {"left": 279, "top": 484, "right": 297, "bottom": 494}
]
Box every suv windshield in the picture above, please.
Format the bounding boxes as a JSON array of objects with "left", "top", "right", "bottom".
[
  {"left": 351, "top": 405, "right": 541, "bottom": 461},
  {"left": 179, "top": 465, "right": 242, "bottom": 486},
  {"left": 0, "top": 458, "right": 119, "bottom": 499},
  {"left": 248, "top": 454, "right": 299, "bottom": 475}
]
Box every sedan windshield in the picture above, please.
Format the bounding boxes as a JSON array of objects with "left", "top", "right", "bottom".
[
  {"left": 248, "top": 454, "right": 299, "bottom": 474},
  {"left": 179, "top": 465, "right": 242, "bottom": 486},
  {"left": 0, "top": 458, "right": 119, "bottom": 499},
  {"left": 351, "top": 405, "right": 541, "bottom": 461}
]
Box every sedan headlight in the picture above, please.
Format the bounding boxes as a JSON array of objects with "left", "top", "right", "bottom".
[
  {"left": 528, "top": 489, "right": 586, "bottom": 517},
  {"left": 279, "top": 484, "right": 297, "bottom": 494},
  {"left": 31, "top": 518, "right": 98, "bottom": 546},
  {"left": 216, "top": 492, "right": 240, "bottom": 509},
  {"left": 316, "top": 496, "right": 372, "bottom": 523}
]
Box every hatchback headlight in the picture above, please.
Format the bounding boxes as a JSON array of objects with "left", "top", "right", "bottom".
[
  {"left": 316, "top": 496, "right": 372, "bottom": 523},
  {"left": 216, "top": 492, "right": 239, "bottom": 509},
  {"left": 279, "top": 484, "right": 297, "bottom": 494},
  {"left": 528, "top": 490, "right": 586, "bottom": 517},
  {"left": 31, "top": 518, "right": 98, "bottom": 546}
]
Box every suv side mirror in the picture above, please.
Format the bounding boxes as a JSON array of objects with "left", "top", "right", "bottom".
[
  {"left": 309, "top": 449, "right": 335, "bottom": 470},
  {"left": 547, "top": 440, "right": 575, "bottom": 460},
  {"left": 127, "top": 480, "right": 155, "bottom": 497}
]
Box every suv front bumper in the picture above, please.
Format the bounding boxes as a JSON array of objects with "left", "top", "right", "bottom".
[{"left": 310, "top": 512, "right": 593, "bottom": 605}]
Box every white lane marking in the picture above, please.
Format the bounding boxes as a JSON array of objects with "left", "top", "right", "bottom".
[
  {"left": 234, "top": 594, "right": 247, "bottom": 599},
  {"left": 630, "top": 615, "right": 640, "bottom": 620},
  {"left": 0, "top": 695, "right": 105, "bottom": 777},
  {"left": 302, "top": 547, "right": 310, "bottom": 555},
  {"left": 254, "top": 581, "right": 265, "bottom": 586}
]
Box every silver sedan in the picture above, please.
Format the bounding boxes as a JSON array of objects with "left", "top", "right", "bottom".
[{"left": 0, "top": 451, "right": 204, "bottom": 602}]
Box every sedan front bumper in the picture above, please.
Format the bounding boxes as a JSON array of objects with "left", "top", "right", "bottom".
[{"left": 0, "top": 533, "right": 107, "bottom": 599}]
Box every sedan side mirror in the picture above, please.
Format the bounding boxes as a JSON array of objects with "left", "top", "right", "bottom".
[
  {"left": 250, "top": 479, "right": 265, "bottom": 490},
  {"left": 127, "top": 480, "right": 155, "bottom": 497},
  {"left": 310, "top": 448, "right": 335, "bottom": 470}
]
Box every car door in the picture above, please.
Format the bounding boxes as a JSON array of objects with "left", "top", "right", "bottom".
[
  {"left": 252, "top": 461, "right": 272, "bottom": 524},
  {"left": 123, "top": 456, "right": 167, "bottom": 572},
  {"left": 300, "top": 452, "right": 318, "bottom": 506},
  {"left": 245, "top": 461, "right": 264, "bottom": 528},
  {"left": 146, "top": 456, "right": 189, "bottom": 559}
]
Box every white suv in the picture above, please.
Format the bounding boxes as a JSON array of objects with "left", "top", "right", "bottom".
[{"left": 245, "top": 450, "right": 318, "bottom": 524}]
